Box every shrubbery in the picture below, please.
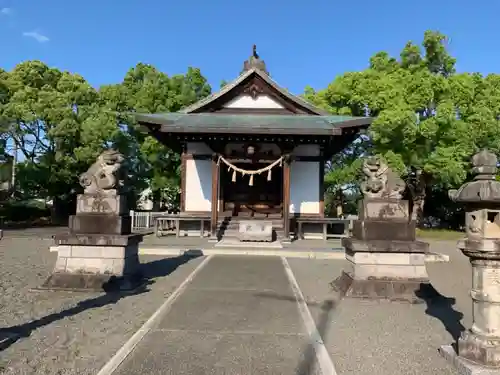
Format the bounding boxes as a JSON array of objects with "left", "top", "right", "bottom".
[{"left": 0, "top": 200, "right": 51, "bottom": 226}]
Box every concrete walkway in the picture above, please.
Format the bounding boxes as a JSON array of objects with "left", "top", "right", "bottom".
[{"left": 107, "top": 255, "right": 328, "bottom": 375}]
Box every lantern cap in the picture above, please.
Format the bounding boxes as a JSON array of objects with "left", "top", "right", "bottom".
[{"left": 449, "top": 149, "right": 500, "bottom": 203}]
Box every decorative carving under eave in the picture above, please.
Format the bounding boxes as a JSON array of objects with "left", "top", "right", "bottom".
[
  {"left": 79, "top": 149, "right": 126, "bottom": 195},
  {"left": 360, "top": 156, "right": 406, "bottom": 199},
  {"left": 242, "top": 82, "right": 265, "bottom": 100}
]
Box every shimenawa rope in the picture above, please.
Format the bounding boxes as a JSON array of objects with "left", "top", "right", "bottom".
[{"left": 217, "top": 156, "right": 283, "bottom": 186}]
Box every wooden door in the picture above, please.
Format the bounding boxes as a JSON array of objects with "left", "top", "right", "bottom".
[{"left": 222, "top": 163, "right": 282, "bottom": 215}]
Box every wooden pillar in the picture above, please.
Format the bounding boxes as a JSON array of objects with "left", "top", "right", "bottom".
[
  {"left": 282, "top": 155, "right": 291, "bottom": 241},
  {"left": 319, "top": 158, "right": 325, "bottom": 217},
  {"left": 180, "top": 151, "right": 187, "bottom": 212},
  {"left": 210, "top": 154, "right": 220, "bottom": 239}
]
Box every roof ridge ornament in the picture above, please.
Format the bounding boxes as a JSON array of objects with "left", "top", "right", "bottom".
[{"left": 242, "top": 44, "right": 269, "bottom": 75}]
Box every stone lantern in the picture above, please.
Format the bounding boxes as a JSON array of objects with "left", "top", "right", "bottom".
[{"left": 441, "top": 149, "right": 500, "bottom": 372}]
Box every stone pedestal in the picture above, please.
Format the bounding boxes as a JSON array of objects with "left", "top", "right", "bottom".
[
  {"left": 238, "top": 220, "right": 273, "bottom": 242},
  {"left": 332, "top": 196, "right": 437, "bottom": 303},
  {"left": 41, "top": 149, "right": 144, "bottom": 292},
  {"left": 41, "top": 233, "right": 143, "bottom": 291},
  {"left": 333, "top": 237, "right": 435, "bottom": 303}
]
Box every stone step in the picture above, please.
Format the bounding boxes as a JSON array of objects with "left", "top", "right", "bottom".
[
  {"left": 217, "top": 217, "right": 286, "bottom": 242},
  {"left": 221, "top": 229, "right": 285, "bottom": 241}
]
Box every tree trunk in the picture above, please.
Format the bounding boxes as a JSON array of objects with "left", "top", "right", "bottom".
[
  {"left": 51, "top": 195, "right": 74, "bottom": 226},
  {"left": 152, "top": 189, "right": 162, "bottom": 211},
  {"left": 412, "top": 190, "right": 426, "bottom": 227},
  {"left": 408, "top": 170, "right": 428, "bottom": 228}
]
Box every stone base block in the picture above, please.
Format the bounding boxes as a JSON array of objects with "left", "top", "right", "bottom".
[
  {"left": 440, "top": 344, "right": 500, "bottom": 375},
  {"left": 54, "top": 233, "right": 143, "bottom": 247},
  {"left": 52, "top": 245, "right": 139, "bottom": 275},
  {"left": 331, "top": 271, "right": 438, "bottom": 303},
  {"left": 41, "top": 234, "right": 143, "bottom": 291},
  {"left": 238, "top": 220, "right": 273, "bottom": 242},
  {"left": 347, "top": 251, "right": 427, "bottom": 266},
  {"left": 346, "top": 252, "right": 429, "bottom": 280},
  {"left": 0, "top": 331, "right": 20, "bottom": 350},
  {"left": 457, "top": 330, "right": 500, "bottom": 368},
  {"left": 352, "top": 219, "right": 416, "bottom": 241},
  {"left": 343, "top": 238, "right": 429, "bottom": 253},
  {"left": 76, "top": 193, "right": 128, "bottom": 215},
  {"left": 68, "top": 214, "right": 131, "bottom": 235},
  {"left": 358, "top": 198, "right": 409, "bottom": 220}
]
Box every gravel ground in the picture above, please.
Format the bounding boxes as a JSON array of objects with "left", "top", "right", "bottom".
[
  {"left": 0, "top": 236, "right": 205, "bottom": 375},
  {"left": 287, "top": 239, "right": 470, "bottom": 375},
  {"left": 0, "top": 234, "right": 469, "bottom": 375}
]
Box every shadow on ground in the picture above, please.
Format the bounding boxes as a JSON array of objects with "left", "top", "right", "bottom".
[
  {"left": 415, "top": 283, "right": 465, "bottom": 347},
  {"left": 0, "top": 253, "right": 201, "bottom": 351},
  {"left": 255, "top": 291, "right": 337, "bottom": 375}
]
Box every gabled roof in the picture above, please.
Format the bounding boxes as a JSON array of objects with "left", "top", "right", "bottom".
[
  {"left": 179, "top": 67, "right": 330, "bottom": 115},
  {"left": 135, "top": 46, "right": 373, "bottom": 138}
]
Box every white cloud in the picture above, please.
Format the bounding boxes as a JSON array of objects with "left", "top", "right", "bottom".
[
  {"left": 1, "top": 7, "right": 12, "bottom": 15},
  {"left": 23, "top": 31, "right": 50, "bottom": 43}
]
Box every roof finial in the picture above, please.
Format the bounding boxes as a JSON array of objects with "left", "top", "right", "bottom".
[{"left": 242, "top": 44, "right": 269, "bottom": 75}]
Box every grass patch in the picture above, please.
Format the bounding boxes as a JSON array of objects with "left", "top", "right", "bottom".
[{"left": 416, "top": 228, "right": 464, "bottom": 240}]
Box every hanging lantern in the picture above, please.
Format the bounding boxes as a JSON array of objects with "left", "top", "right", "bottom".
[
  {"left": 249, "top": 174, "right": 254, "bottom": 186},
  {"left": 267, "top": 169, "right": 272, "bottom": 181},
  {"left": 232, "top": 170, "right": 237, "bottom": 182}
]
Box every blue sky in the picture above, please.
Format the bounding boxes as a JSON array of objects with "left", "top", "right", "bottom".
[{"left": 0, "top": 0, "right": 499, "bottom": 95}]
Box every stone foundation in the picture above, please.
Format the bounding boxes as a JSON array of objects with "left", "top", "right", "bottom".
[
  {"left": 68, "top": 214, "right": 132, "bottom": 235},
  {"left": 332, "top": 238, "right": 437, "bottom": 303},
  {"left": 346, "top": 252, "right": 429, "bottom": 279},
  {"left": 40, "top": 234, "right": 143, "bottom": 292},
  {"left": 457, "top": 330, "right": 500, "bottom": 367},
  {"left": 238, "top": 220, "right": 273, "bottom": 242},
  {"left": 439, "top": 344, "right": 500, "bottom": 375},
  {"left": 332, "top": 271, "right": 437, "bottom": 304}
]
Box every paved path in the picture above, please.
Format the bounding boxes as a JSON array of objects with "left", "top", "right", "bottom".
[{"left": 107, "top": 255, "right": 328, "bottom": 375}]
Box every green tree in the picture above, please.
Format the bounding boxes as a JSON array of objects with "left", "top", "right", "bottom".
[
  {"left": 1, "top": 61, "right": 120, "bottom": 219},
  {"left": 101, "top": 63, "right": 211, "bottom": 210},
  {"left": 314, "top": 31, "right": 500, "bottom": 226}
]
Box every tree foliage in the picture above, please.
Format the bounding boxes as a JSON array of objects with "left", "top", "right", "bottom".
[
  {"left": 0, "top": 61, "right": 211, "bottom": 219},
  {"left": 100, "top": 64, "right": 211, "bottom": 209},
  {"left": 307, "top": 30, "right": 500, "bottom": 226},
  {"left": 0, "top": 30, "right": 498, "bottom": 229}
]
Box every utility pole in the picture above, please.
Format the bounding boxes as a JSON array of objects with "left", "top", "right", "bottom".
[{"left": 10, "top": 139, "right": 17, "bottom": 197}]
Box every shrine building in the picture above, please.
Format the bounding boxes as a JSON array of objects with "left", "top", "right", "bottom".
[{"left": 135, "top": 46, "right": 372, "bottom": 243}]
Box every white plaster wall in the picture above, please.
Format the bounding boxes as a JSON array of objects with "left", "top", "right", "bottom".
[
  {"left": 187, "top": 142, "right": 212, "bottom": 155},
  {"left": 185, "top": 159, "right": 212, "bottom": 212},
  {"left": 290, "top": 161, "right": 320, "bottom": 214},
  {"left": 223, "top": 94, "right": 284, "bottom": 109}
]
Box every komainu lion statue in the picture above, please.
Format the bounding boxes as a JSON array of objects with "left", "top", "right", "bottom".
[
  {"left": 360, "top": 156, "right": 406, "bottom": 199},
  {"left": 79, "top": 149, "right": 125, "bottom": 194}
]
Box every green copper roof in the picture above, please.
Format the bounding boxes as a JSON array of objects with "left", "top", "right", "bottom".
[{"left": 135, "top": 113, "right": 372, "bottom": 136}]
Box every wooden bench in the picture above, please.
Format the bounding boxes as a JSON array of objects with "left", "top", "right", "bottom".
[
  {"left": 155, "top": 214, "right": 210, "bottom": 238},
  {"left": 295, "top": 217, "right": 350, "bottom": 241}
]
